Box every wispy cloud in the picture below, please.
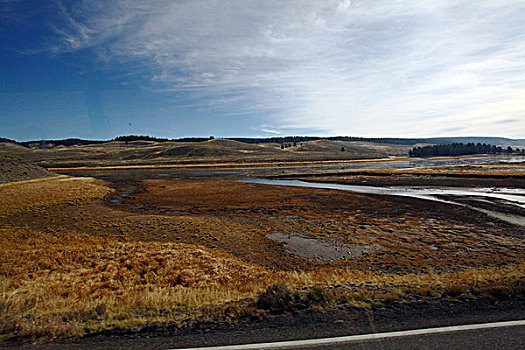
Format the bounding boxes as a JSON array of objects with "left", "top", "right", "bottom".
[{"left": 41, "top": 0, "right": 525, "bottom": 137}]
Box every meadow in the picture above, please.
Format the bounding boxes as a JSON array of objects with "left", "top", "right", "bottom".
[{"left": 1, "top": 175, "right": 523, "bottom": 341}]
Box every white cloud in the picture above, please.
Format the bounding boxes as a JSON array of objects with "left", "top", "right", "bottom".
[{"left": 48, "top": 0, "right": 525, "bottom": 137}]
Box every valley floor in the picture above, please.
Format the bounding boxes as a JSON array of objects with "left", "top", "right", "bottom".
[{"left": 0, "top": 160, "right": 524, "bottom": 344}]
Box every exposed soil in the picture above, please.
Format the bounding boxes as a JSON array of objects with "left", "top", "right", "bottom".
[{"left": 267, "top": 232, "right": 381, "bottom": 261}]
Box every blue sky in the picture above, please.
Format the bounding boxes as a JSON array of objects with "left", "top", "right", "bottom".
[{"left": 1, "top": 0, "right": 524, "bottom": 141}]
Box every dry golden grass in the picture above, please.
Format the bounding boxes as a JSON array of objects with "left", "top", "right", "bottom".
[
  {"left": 0, "top": 176, "right": 112, "bottom": 215},
  {"left": 1, "top": 222, "right": 523, "bottom": 341},
  {"left": 1, "top": 176, "right": 523, "bottom": 341},
  {"left": 0, "top": 227, "right": 275, "bottom": 339},
  {"left": 286, "top": 264, "right": 525, "bottom": 294}
]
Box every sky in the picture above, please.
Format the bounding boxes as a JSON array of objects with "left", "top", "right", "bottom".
[{"left": 1, "top": 0, "right": 524, "bottom": 141}]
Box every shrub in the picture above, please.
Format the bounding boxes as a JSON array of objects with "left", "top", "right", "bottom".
[
  {"left": 256, "top": 283, "right": 295, "bottom": 314},
  {"left": 484, "top": 285, "right": 513, "bottom": 299},
  {"left": 307, "top": 286, "right": 332, "bottom": 307}
]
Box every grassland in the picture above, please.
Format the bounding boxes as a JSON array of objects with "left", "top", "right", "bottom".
[
  {"left": 47, "top": 157, "right": 402, "bottom": 172},
  {"left": 0, "top": 155, "right": 56, "bottom": 184},
  {"left": 0, "top": 139, "right": 413, "bottom": 168},
  {"left": 1, "top": 175, "right": 524, "bottom": 342},
  {"left": 0, "top": 176, "right": 111, "bottom": 215},
  {"left": 2, "top": 225, "right": 523, "bottom": 341}
]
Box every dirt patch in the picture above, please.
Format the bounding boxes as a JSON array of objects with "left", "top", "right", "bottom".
[{"left": 268, "top": 232, "right": 381, "bottom": 261}]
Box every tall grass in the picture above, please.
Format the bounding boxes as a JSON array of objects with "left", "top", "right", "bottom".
[{"left": 2, "top": 225, "right": 523, "bottom": 340}]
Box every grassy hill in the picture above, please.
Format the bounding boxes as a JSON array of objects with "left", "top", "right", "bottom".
[
  {"left": 1, "top": 135, "right": 523, "bottom": 168},
  {"left": 0, "top": 155, "right": 57, "bottom": 183},
  {"left": 0, "top": 138, "right": 415, "bottom": 168}
]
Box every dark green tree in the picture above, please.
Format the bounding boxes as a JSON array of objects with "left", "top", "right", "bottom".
[{"left": 409, "top": 143, "right": 506, "bottom": 157}]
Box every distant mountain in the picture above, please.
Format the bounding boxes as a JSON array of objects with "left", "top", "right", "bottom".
[
  {"left": 235, "top": 136, "right": 524, "bottom": 147},
  {"left": 21, "top": 138, "right": 106, "bottom": 148}
]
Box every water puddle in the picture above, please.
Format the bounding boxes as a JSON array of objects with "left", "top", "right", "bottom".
[
  {"left": 109, "top": 192, "right": 130, "bottom": 204},
  {"left": 473, "top": 209, "right": 525, "bottom": 227}
]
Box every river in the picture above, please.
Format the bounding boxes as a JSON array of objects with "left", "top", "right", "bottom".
[{"left": 240, "top": 179, "right": 525, "bottom": 226}]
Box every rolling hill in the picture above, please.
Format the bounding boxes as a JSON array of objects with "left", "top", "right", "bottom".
[
  {"left": 0, "top": 155, "right": 57, "bottom": 183},
  {"left": 0, "top": 136, "right": 523, "bottom": 168}
]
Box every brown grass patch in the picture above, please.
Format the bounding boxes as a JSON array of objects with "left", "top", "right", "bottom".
[
  {"left": 1, "top": 223, "right": 524, "bottom": 341},
  {"left": 0, "top": 227, "right": 275, "bottom": 340},
  {"left": 0, "top": 176, "right": 112, "bottom": 215},
  {"left": 133, "top": 180, "right": 524, "bottom": 272}
]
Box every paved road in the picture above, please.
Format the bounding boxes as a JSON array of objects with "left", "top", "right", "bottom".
[
  {"left": 292, "top": 324, "right": 525, "bottom": 350},
  {"left": 170, "top": 321, "right": 525, "bottom": 350},
  {"left": 5, "top": 321, "right": 523, "bottom": 350}
]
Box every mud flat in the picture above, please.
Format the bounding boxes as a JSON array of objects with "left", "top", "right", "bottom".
[
  {"left": 267, "top": 232, "right": 381, "bottom": 261},
  {"left": 242, "top": 178, "right": 525, "bottom": 226}
]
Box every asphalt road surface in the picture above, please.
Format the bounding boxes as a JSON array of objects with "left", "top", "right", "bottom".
[
  {"left": 282, "top": 324, "right": 525, "bottom": 350},
  {"left": 4, "top": 321, "right": 523, "bottom": 350},
  {"left": 171, "top": 321, "right": 525, "bottom": 350},
  {"left": 307, "top": 325, "right": 525, "bottom": 350}
]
